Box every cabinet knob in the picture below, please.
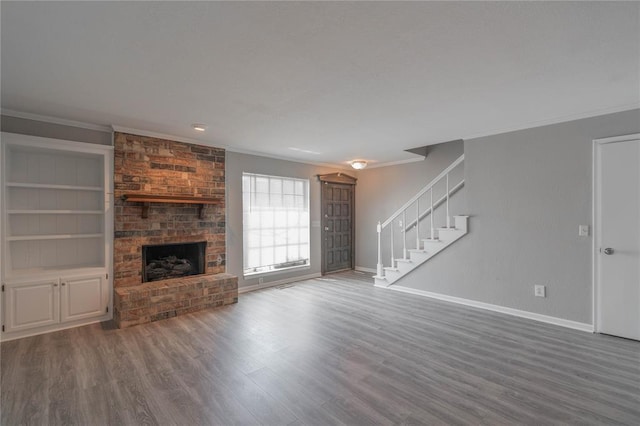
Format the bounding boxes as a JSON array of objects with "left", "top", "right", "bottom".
[
  {"left": 53, "top": 283, "right": 58, "bottom": 287},
  {"left": 61, "top": 282, "right": 66, "bottom": 286}
]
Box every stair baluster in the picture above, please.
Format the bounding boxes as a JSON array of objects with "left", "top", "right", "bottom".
[
  {"left": 415, "top": 199, "right": 420, "bottom": 250},
  {"left": 390, "top": 224, "right": 394, "bottom": 268},
  {"left": 402, "top": 210, "right": 407, "bottom": 259},
  {"left": 446, "top": 173, "right": 451, "bottom": 228},
  {"left": 376, "top": 221, "right": 383, "bottom": 277},
  {"left": 430, "top": 188, "right": 435, "bottom": 240}
]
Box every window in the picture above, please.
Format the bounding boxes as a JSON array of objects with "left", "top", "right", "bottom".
[{"left": 242, "top": 173, "right": 310, "bottom": 275}]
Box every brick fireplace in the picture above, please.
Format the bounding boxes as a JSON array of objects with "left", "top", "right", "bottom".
[{"left": 112, "top": 132, "right": 237, "bottom": 328}]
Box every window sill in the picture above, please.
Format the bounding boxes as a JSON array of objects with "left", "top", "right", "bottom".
[{"left": 243, "top": 264, "right": 311, "bottom": 279}]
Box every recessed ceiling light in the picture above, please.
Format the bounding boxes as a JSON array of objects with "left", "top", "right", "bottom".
[
  {"left": 192, "top": 123, "right": 207, "bottom": 132},
  {"left": 350, "top": 160, "right": 367, "bottom": 170}
]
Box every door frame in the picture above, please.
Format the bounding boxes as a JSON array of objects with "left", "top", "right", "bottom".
[
  {"left": 592, "top": 133, "right": 640, "bottom": 333},
  {"left": 318, "top": 172, "right": 357, "bottom": 275}
]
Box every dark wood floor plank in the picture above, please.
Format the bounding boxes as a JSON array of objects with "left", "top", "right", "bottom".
[{"left": 247, "top": 366, "right": 347, "bottom": 425}]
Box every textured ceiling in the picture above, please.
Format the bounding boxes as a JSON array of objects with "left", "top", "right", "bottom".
[{"left": 2, "top": 1, "right": 638, "bottom": 167}]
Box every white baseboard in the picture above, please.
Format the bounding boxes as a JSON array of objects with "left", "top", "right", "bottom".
[
  {"left": 0, "top": 316, "right": 110, "bottom": 342},
  {"left": 238, "top": 273, "right": 322, "bottom": 294},
  {"left": 354, "top": 266, "right": 376, "bottom": 274},
  {"left": 388, "top": 285, "right": 594, "bottom": 333}
]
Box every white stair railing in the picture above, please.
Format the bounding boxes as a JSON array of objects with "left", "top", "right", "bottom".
[{"left": 375, "top": 154, "right": 465, "bottom": 278}]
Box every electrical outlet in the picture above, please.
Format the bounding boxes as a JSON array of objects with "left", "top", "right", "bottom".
[
  {"left": 534, "top": 285, "right": 546, "bottom": 298},
  {"left": 258, "top": 277, "right": 264, "bottom": 284},
  {"left": 398, "top": 220, "right": 403, "bottom": 227}
]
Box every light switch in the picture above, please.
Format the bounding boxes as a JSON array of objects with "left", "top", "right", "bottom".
[{"left": 578, "top": 225, "right": 589, "bottom": 237}]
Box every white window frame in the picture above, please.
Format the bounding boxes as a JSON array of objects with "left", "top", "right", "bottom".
[{"left": 242, "top": 172, "right": 310, "bottom": 276}]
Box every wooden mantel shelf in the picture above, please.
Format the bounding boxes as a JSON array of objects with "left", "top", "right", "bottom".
[{"left": 121, "top": 194, "right": 222, "bottom": 219}]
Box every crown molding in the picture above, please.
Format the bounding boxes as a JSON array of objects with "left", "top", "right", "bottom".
[
  {"left": 227, "top": 145, "right": 353, "bottom": 171},
  {"left": 364, "top": 156, "right": 425, "bottom": 169},
  {"left": 1, "top": 109, "right": 112, "bottom": 133},
  {"left": 462, "top": 103, "right": 640, "bottom": 142}
]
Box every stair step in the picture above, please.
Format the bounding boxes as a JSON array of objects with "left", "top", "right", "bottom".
[
  {"left": 422, "top": 238, "right": 441, "bottom": 245},
  {"left": 374, "top": 214, "right": 469, "bottom": 287}
]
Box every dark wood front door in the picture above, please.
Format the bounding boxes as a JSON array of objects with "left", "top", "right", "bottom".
[{"left": 320, "top": 176, "right": 355, "bottom": 274}]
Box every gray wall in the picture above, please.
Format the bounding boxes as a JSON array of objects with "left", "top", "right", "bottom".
[
  {"left": 364, "top": 109, "right": 640, "bottom": 324},
  {"left": 1, "top": 115, "right": 112, "bottom": 145},
  {"left": 225, "top": 151, "right": 343, "bottom": 289},
  {"left": 355, "top": 140, "right": 464, "bottom": 269}
]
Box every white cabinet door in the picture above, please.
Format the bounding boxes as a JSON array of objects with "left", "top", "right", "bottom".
[
  {"left": 4, "top": 279, "right": 59, "bottom": 332},
  {"left": 60, "top": 274, "right": 107, "bottom": 322}
]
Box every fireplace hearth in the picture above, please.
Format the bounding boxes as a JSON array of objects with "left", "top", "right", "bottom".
[{"left": 142, "top": 241, "right": 206, "bottom": 282}]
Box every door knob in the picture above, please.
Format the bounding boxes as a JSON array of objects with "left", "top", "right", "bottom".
[
  {"left": 603, "top": 247, "right": 614, "bottom": 255},
  {"left": 324, "top": 227, "right": 329, "bottom": 231}
]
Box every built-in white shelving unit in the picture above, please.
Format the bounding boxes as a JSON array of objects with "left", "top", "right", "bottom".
[{"left": 1, "top": 132, "right": 114, "bottom": 340}]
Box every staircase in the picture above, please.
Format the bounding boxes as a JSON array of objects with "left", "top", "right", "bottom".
[{"left": 373, "top": 154, "right": 468, "bottom": 287}]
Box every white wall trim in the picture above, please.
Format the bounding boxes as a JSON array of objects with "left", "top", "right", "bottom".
[
  {"left": 387, "top": 285, "right": 594, "bottom": 333},
  {"left": 592, "top": 138, "right": 598, "bottom": 333},
  {"left": 463, "top": 103, "right": 639, "bottom": 142},
  {"left": 227, "top": 146, "right": 353, "bottom": 171},
  {"left": 355, "top": 266, "right": 377, "bottom": 274},
  {"left": 238, "top": 272, "right": 321, "bottom": 294},
  {"left": 1, "top": 109, "right": 112, "bottom": 133},
  {"left": 365, "top": 156, "right": 425, "bottom": 169},
  {"left": 244, "top": 264, "right": 311, "bottom": 280},
  {"left": 592, "top": 133, "right": 640, "bottom": 145},
  {"left": 0, "top": 316, "right": 108, "bottom": 342}
]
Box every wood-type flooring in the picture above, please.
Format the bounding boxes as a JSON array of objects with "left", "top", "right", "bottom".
[{"left": 2, "top": 271, "right": 639, "bottom": 425}]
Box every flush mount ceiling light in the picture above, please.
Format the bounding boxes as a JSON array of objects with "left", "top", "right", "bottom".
[
  {"left": 350, "top": 160, "right": 367, "bottom": 170},
  {"left": 192, "top": 123, "right": 207, "bottom": 132}
]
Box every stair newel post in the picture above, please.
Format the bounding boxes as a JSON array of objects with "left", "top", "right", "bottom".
[
  {"left": 390, "top": 222, "right": 395, "bottom": 268},
  {"left": 415, "top": 200, "right": 420, "bottom": 250},
  {"left": 430, "top": 188, "right": 435, "bottom": 240},
  {"left": 446, "top": 173, "right": 451, "bottom": 228},
  {"left": 376, "top": 221, "right": 384, "bottom": 277},
  {"left": 402, "top": 210, "right": 407, "bottom": 259}
]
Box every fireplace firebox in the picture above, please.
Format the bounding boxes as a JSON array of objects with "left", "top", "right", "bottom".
[{"left": 142, "top": 241, "right": 206, "bottom": 282}]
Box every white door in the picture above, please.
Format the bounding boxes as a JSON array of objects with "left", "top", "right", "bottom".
[
  {"left": 4, "top": 279, "right": 59, "bottom": 332},
  {"left": 595, "top": 135, "right": 640, "bottom": 340},
  {"left": 60, "top": 274, "right": 106, "bottom": 322}
]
